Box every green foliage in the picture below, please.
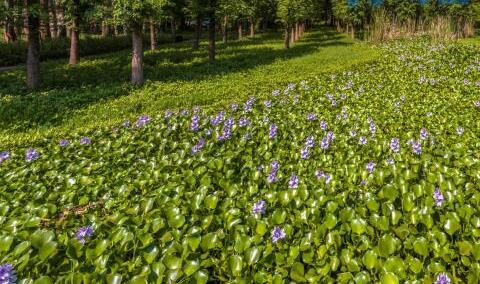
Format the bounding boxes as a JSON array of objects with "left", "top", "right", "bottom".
[
  {"left": 0, "top": 31, "right": 480, "bottom": 282},
  {"left": 113, "top": 0, "right": 169, "bottom": 27}
]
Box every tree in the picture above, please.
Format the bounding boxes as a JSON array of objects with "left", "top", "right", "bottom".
[
  {"left": 207, "top": 0, "right": 216, "bottom": 60},
  {"left": 113, "top": 0, "right": 168, "bottom": 86},
  {"left": 185, "top": 0, "right": 207, "bottom": 49},
  {"left": 26, "top": 0, "right": 41, "bottom": 88},
  {"left": 3, "top": 0, "right": 18, "bottom": 42},
  {"left": 59, "top": 0, "right": 97, "bottom": 65},
  {"left": 277, "top": 0, "right": 296, "bottom": 48}
]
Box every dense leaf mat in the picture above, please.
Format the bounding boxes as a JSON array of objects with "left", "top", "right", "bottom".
[{"left": 0, "top": 39, "right": 480, "bottom": 283}]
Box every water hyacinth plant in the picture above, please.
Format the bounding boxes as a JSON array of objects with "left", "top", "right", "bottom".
[
  {"left": 0, "top": 263, "right": 16, "bottom": 284},
  {"left": 0, "top": 39, "right": 479, "bottom": 282}
]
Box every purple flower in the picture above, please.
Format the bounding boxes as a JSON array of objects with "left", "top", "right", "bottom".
[
  {"left": 366, "top": 161, "right": 376, "bottom": 173},
  {"left": 231, "top": 103, "right": 239, "bottom": 111},
  {"left": 264, "top": 100, "right": 272, "bottom": 108},
  {"left": 135, "top": 115, "right": 151, "bottom": 128},
  {"left": 316, "top": 170, "right": 331, "bottom": 184},
  {"left": 369, "top": 122, "right": 376, "bottom": 135},
  {"left": 320, "top": 137, "right": 330, "bottom": 150},
  {"left": 79, "top": 137, "right": 91, "bottom": 145},
  {"left": 272, "top": 90, "right": 280, "bottom": 96},
  {"left": 217, "top": 118, "right": 234, "bottom": 141},
  {"left": 386, "top": 158, "right": 394, "bottom": 165},
  {"left": 263, "top": 116, "right": 270, "bottom": 123},
  {"left": 456, "top": 126, "right": 464, "bottom": 136},
  {"left": 164, "top": 111, "right": 172, "bottom": 118},
  {"left": 252, "top": 200, "right": 266, "bottom": 215},
  {"left": 434, "top": 188, "right": 445, "bottom": 207},
  {"left": 411, "top": 140, "right": 422, "bottom": 155},
  {"left": 269, "top": 124, "right": 277, "bottom": 140},
  {"left": 307, "top": 113, "right": 317, "bottom": 121},
  {"left": 394, "top": 101, "right": 400, "bottom": 112},
  {"left": 305, "top": 136, "right": 315, "bottom": 148},
  {"left": 300, "top": 147, "right": 310, "bottom": 160},
  {"left": 244, "top": 96, "right": 255, "bottom": 112},
  {"left": 75, "top": 225, "right": 94, "bottom": 244},
  {"left": 25, "top": 148, "right": 39, "bottom": 162},
  {"left": 464, "top": 78, "right": 470, "bottom": 85},
  {"left": 257, "top": 165, "right": 263, "bottom": 171},
  {"left": 267, "top": 160, "right": 279, "bottom": 183},
  {"left": 190, "top": 115, "right": 200, "bottom": 132},
  {"left": 435, "top": 273, "right": 450, "bottom": 284},
  {"left": 331, "top": 99, "right": 337, "bottom": 106},
  {"left": 180, "top": 109, "right": 189, "bottom": 116},
  {"left": 326, "top": 131, "right": 335, "bottom": 141},
  {"left": 420, "top": 128, "right": 428, "bottom": 140},
  {"left": 350, "top": 130, "right": 357, "bottom": 137},
  {"left": 400, "top": 96, "right": 406, "bottom": 102},
  {"left": 359, "top": 136, "right": 367, "bottom": 145},
  {"left": 0, "top": 151, "right": 10, "bottom": 164},
  {"left": 59, "top": 139, "right": 70, "bottom": 147},
  {"left": 390, "top": 138, "right": 400, "bottom": 153},
  {"left": 0, "top": 263, "right": 16, "bottom": 284},
  {"left": 288, "top": 174, "right": 299, "bottom": 189},
  {"left": 320, "top": 120, "right": 328, "bottom": 130},
  {"left": 239, "top": 117, "right": 250, "bottom": 127},
  {"left": 191, "top": 138, "right": 206, "bottom": 155},
  {"left": 211, "top": 111, "right": 224, "bottom": 126},
  {"left": 122, "top": 120, "right": 131, "bottom": 127},
  {"left": 341, "top": 93, "right": 347, "bottom": 100},
  {"left": 271, "top": 227, "right": 286, "bottom": 243}
]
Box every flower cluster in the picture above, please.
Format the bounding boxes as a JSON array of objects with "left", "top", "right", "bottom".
[
  {"left": 288, "top": 174, "right": 299, "bottom": 189},
  {"left": 267, "top": 160, "right": 279, "bottom": 183},
  {"left": 271, "top": 227, "right": 286, "bottom": 243},
  {"left": 135, "top": 115, "right": 151, "bottom": 128},
  {"left": 269, "top": 124, "right": 278, "bottom": 140},
  {"left": 191, "top": 138, "right": 206, "bottom": 155},
  {"left": 190, "top": 115, "right": 200, "bottom": 132},
  {"left": 25, "top": 148, "right": 39, "bottom": 162},
  {"left": 75, "top": 225, "right": 94, "bottom": 244},
  {"left": 0, "top": 263, "right": 16, "bottom": 284},
  {"left": 252, "top": 200, "right": 266, "bottom": 215}
]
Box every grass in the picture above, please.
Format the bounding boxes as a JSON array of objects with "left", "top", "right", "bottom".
[{"left": 0, "top": 29, "right": 381, "bottom": 149}]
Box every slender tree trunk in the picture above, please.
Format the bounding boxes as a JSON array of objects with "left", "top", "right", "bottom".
[
  {"left": 249, "top": 16, "right": 254, "bottom": 37},
  {"left": 114, "top": 25, "right": 118, "bottom": 36},
  {"left": 222, "top": 15, "right": 228, "bottom": 45},
  {"left": 208, "top": 0, "right": 216, "bottom": 61},
  {"left": 290, "top": 26, "right": 295, "bottom": 43},
  {"left": 69, "top": 17, "right": 79, "bottom": 65},
  {"left": 102, "top": 21, "right": 110, "bottom": 37},
  {"left": 131, "top": 26, "right": 144, "bottom": 86},
  {"left": 4, "top": 0, "right": 17, "bottom": 42},
  {"left": 284, "top": 24, "right": 290, "bottom": 49},
  {"left": 49, "top": 0, "right": 58, "bottom": 37},
  {"left": 238, "top": 21, "right": 242, "bottom": 40},
  {"left": 27, "top": 0, "right": 41, "bottom": 89},
  {"left": 149, "top": 20, "right": 155, "bottom": 50},
  {"left": 23, "top": 3, "right": 29, "bottom": 38},
  {"left": 295, "top": 22, "right": 299, "bottom": 41},
  {"left": 39, "top": 0, "right": 51, "bottom": 40},
  {"left": 57, "top": 4, "right": 66, "bottom": 37},
  {"left": 193, "top": 15, "right": 201, "bottom": 49},
  {"left": 351, "top": 24, "right": 355, "bottom": 39},
  {"left": 171, "top": 19, "right": 176, "bottom": 38}
]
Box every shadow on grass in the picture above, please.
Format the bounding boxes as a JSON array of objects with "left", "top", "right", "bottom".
[{"left": 0, "top": 29, "right": 351, "bottom": 132}]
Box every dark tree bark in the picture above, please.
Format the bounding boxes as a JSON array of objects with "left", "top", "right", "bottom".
[
  {"left": 208, "top": 0, "right": 216, "bottom": 61},
  {"left": 222, "top": 15, "right": 227, "bottom": 45},
  {"left": 284, "top": 24, "right": 290, "bottom": 49},
  {"left": 193, "top": 15, "right": 201, "bottom": 49},
  {"left": 131, "top": 26, "right": 144, "bottom": 86},
  {"left": 49, "top": 0, "right": 58, "bottom": 37},
  {"left": 238, "top": 21, "right": 242, "bottom": 40},
  {"left": 39, "top": 0, "right": 51, "bottom": 40},
  {"left": 69, "top": 17, "right": 79, "bottom": 65},
  {"left": 4, "top": 0, "right": 17, "bottom": 42},
  {"left": 27, "top": 0, "right": 41, "bottom": 88},
  {"left": 149, "top": 20, "right": 155, "bottom": 50},
  {"left": 249, "top": 16, "right": 254, "bottom": 37}
]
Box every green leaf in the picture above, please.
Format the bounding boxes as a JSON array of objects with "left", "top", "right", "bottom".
[
  {"left": 229, "top": 255, "right": 243, "bottom": 276},
  {"left": 378, "top": 235, "right": 396, "bottom": 256},
  {"left": 290, "top": 262, "right": 305, "bottom": 282}
]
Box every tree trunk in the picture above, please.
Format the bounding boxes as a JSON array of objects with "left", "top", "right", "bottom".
[
  {"left": 284, "top": 24, "right": 290, "bottom": 49},
  {"left": 49, "top": 0, "right": 58, "bottom": 37},
  {"left": 208, "top": 0, "right": 216, "bottom": 61},
  {"left": 171, "top": 19, "right": 176, "bottom": 38},
  {"left": 4, "top": 0, "right": 17, "bottom": 42},
  {"left": 351, "top": 24, "right": 355, "bottom": 39},
  {"left": 222, "top": 15, "right": 228, "bottom": 45},
  {"left": 295, "top": 22, "right": 299, "bottom": 41},
  {"left": 39, "top": 0, "right": 51, "bottom": 40},
  {"left": 102, "top": 21, "right": 110, "bottom": 37},
  {"left": 249, "top": 16, "right": 254, "bottom": 37},
  {"left": 69, "top": 18, "right": 79, "bottom": 65},
  {"left": 114, "top": 25, "right": 118, "bottom": 36},
  {"left": 238, "top": 22, "right": 242, "bottom": 40},
  {"left": 193, "top": 16, "right": 201, "bottom": 49},
  {"left": 27, "top": 0, "right": 41, "bottom": 89},
  {"left": 131, "top": 27, "right": 144, "bottom": 86},
  {"left": 57, "top": 4, "right": 66, "bottom": 37},
  {"left": 150, "top": 20, "right": 156, "bottom": 50},
  {"left": 290, "top": 26, "right": 295, "bottom": 43}
]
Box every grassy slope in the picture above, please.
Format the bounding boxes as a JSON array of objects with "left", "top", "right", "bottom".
[{"left": 0, "top": 29, "right": 381, "bottom": 149}]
